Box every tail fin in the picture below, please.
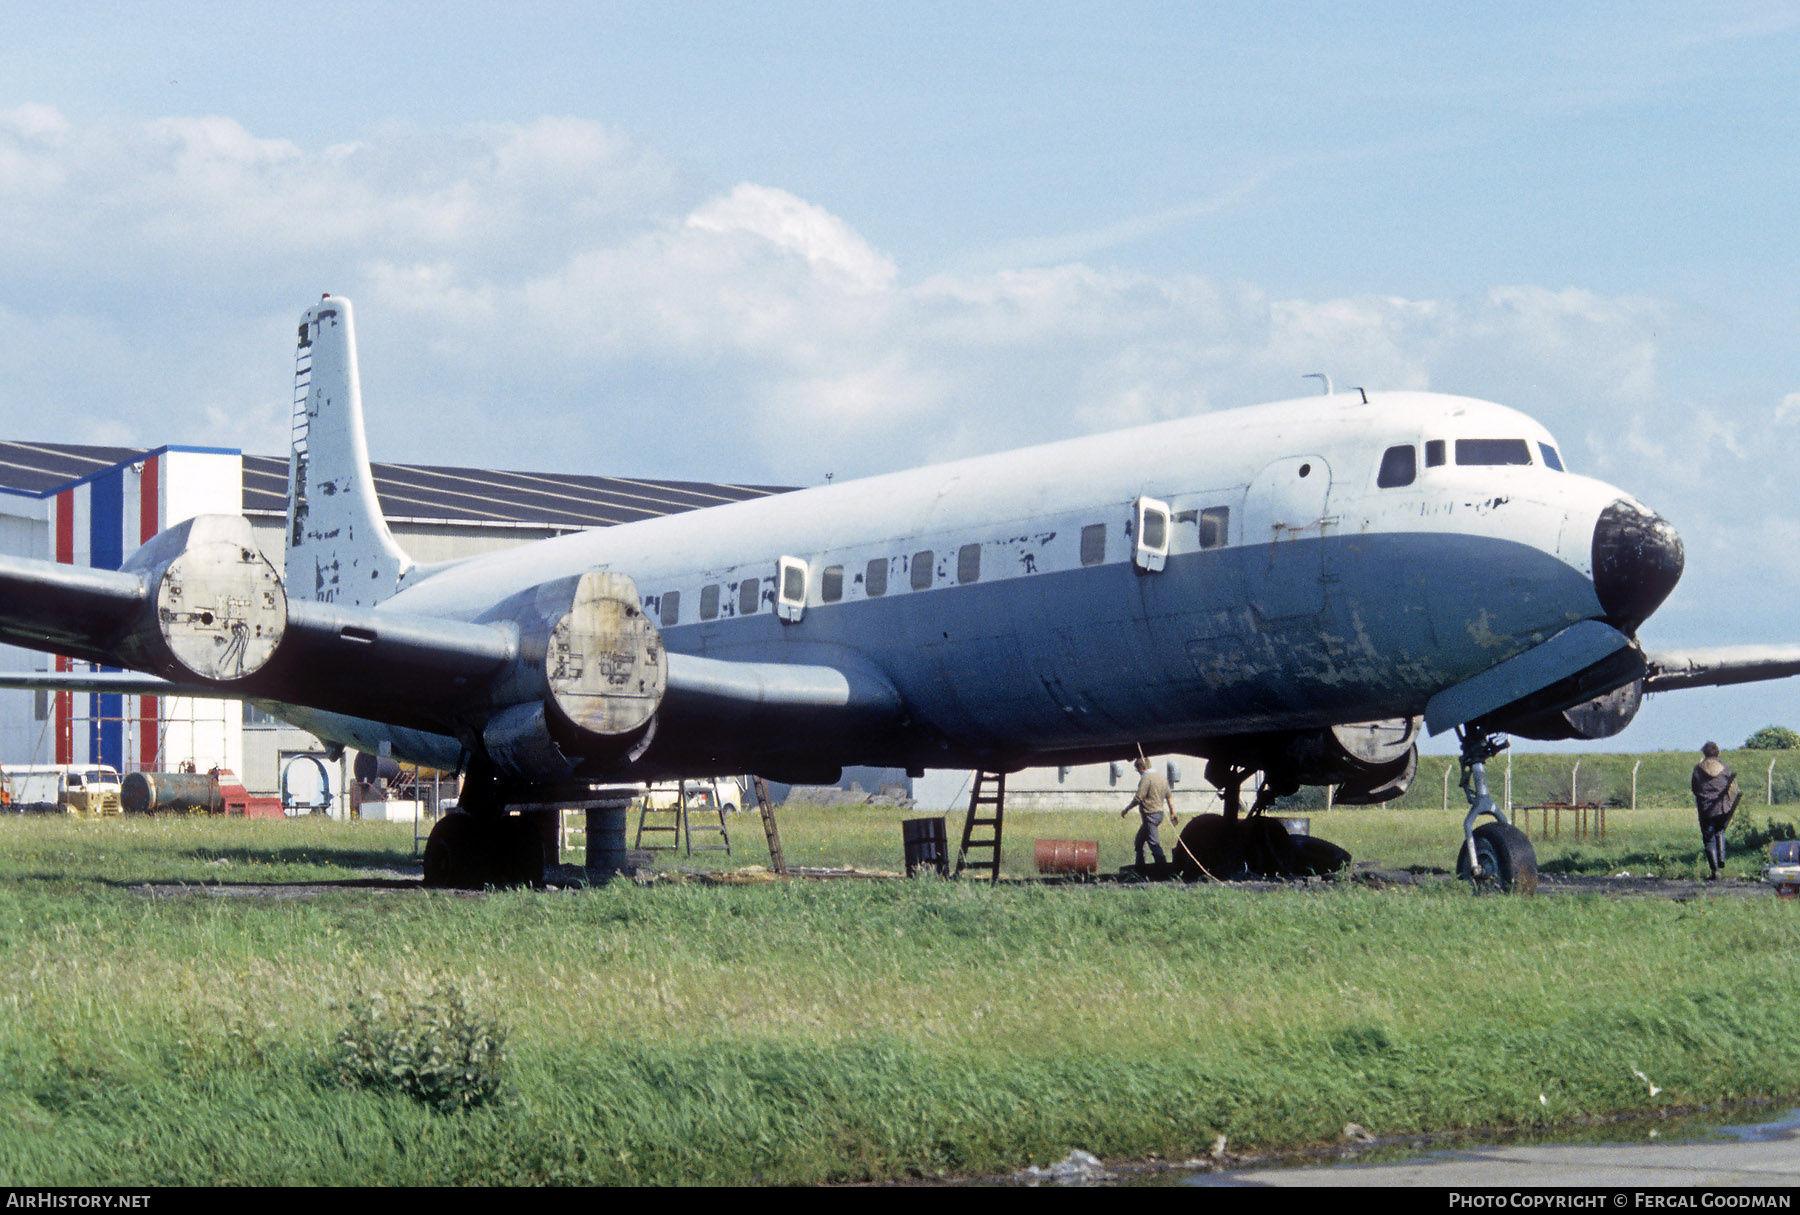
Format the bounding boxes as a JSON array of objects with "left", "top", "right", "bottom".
[{"left": 286, "top": 296, "right": 414, "bottom": 607}]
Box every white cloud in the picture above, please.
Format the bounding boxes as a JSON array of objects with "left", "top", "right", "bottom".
[{"left": 0, "top": 106, "right": 1760, "bottom": 534}]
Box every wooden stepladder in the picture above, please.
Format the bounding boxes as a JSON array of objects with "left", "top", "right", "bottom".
[
  {"left": 953, "top": 770, "right": 1006, "bottom": 882},
  {"left": 751, "top": 777, "right": 787, "bottom": 876},
  {"left": 683, "top": 781, "right": 732, "bottom": 857},
  {"left": 634, "top": 780, "right": 732, "bottom": 856}
]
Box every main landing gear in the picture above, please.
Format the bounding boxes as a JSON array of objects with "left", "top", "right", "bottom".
[
  {"left": 1454, "top": 729, "right": 1537, "bottom": 895},
  {"left": 422, "top": 810, "right": 547, "bottom": 889},
  {"left": 421, "top": 761, "right": 548, "bottom": 890},
  {"left": 1173, "top": 762, "right": 1352, "bottom": 880}
]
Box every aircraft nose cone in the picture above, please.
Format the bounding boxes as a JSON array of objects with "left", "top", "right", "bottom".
[{"left": 1592, "top": 498, "right": 1684, "bottom": 633}]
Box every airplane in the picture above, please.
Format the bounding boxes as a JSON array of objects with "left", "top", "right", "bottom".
[{"left": 1, "top": 294, "right": 1796, "bottom": 890}]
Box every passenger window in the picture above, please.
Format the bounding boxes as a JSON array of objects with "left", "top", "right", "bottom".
[
  {"left": 1456, "top": 438, "right": 1532, "bottom": 466},
  {"left": 1377, "top": 445, "right": 1416, "bottom": 488},
  {"left": 911, "top": 550, "right": 933, "bottom": 591},
  {"left": 1141, "top": 510, "right": 1166, "bottom": 551},
  {"left": 821, "top": 565, "right": 843, "bottom": 603},
  {"left": 700, "top": 584, "right": 720, "bottom": 620},
  {"left": 1080, "top": 524, "right": 1106, "bottom": 566},
  {"left": 739, "top": 578, "right": 760, "bottom": 616},
  {"left": 1539, "top": 443, "right": 1565, "bottom": 471},
  {"left": 660, "top": 591, "right": 680, "bottom": 628},
  {"left": 1425, "top": 439, "right": 1446, "bottom": 467},
  {"left": 958, "top": 544, "right": 980, "bottom": 585},
  {"left": 865, "top": 558, "right": 887, "bottom": 597},
  {"left": 1199, "top": 506, "right": 1229, "bottom": 550}
]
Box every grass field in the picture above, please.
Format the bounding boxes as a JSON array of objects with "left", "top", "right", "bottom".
[{"left": 1, "top": 798, "right": 1797, "bottom": 1185}]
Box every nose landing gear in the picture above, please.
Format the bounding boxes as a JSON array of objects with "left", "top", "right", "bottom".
[{"left": 1456, "top": 729, "right": 1537, "bottom": 895}]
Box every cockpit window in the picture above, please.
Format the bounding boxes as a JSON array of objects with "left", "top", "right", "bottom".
[
  {"left": 1539, "top": 443, "right": 1565, "bottom": 472},
  {"left": 1376, "top": 445, "right": 1416, "bottom": 488},
  {"left": 1425, "top": 439, "right": 1446, "bottom": 467},
  {"left": 1455, "top": 438, "right": 1532, "bottom": 466}
]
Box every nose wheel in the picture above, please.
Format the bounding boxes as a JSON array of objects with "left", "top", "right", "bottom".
[{"left": 1455, "top": 729, "right": 1537, "bottom": 895}]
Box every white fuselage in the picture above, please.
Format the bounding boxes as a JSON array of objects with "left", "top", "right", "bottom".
[{"left": 326, "top": 390, "right": 1639, "bottom": 775}]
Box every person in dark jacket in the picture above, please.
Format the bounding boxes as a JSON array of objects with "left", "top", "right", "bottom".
[{"left": 1691, "top": 741, "right": 1741, "bottom": 879}]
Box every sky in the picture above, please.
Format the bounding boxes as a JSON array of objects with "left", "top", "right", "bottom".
[{"left": 1, "top": 1, "right": 1797, "bottom": 754}]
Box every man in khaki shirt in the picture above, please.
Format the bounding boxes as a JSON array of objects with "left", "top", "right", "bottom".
[{"left": 1121, "top": 757, "right": 1179, "bottom": 867}]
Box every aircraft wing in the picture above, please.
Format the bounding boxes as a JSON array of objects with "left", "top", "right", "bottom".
[
  {"left": 1642, "top": 646, "right": 1800, "bottom": 693},
  {"left": 0, "top": 527, "right": 901, "bottom": 771}
]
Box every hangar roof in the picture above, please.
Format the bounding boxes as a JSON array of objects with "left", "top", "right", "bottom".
[{"left": 0, "top": 441, "right": 791, "bottom": 529}]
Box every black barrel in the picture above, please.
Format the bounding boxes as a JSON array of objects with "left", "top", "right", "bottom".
[
  {"left": 903, "top": 816, "right": 949, "bottom": 877},
  {"left": 121, "top": 772, "right": 223, "bottom": 815}
]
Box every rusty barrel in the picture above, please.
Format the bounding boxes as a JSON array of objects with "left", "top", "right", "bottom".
[
  {"left": 902, "top": 816, "right": 949, "bottom": 877},
  {"left": 1034, "top": 838, "right": 1098, "bottom": 876},
  {"left": 121, "top": 772, "right": 223, "bottom": 815}
]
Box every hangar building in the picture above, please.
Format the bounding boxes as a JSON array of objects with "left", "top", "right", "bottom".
[{"left": 0, "top": 440, "right": 784, "bottom": 804}]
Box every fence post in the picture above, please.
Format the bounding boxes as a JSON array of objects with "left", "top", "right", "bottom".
[
  {"left": 1771, "top": 758, "right": 1778, "bottom": 806},
  {"left": 1572, "top": 759, "right": 1582, "bottom": 806},
  {"left": 1632, "top": 759, "right": 1641, "bottom": 811}
]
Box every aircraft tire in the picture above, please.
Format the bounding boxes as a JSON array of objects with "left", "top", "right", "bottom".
[
  {"left": 1455, "top": 822, "right": 1538, "bottom": 896},
  {"left": 490, "top": 813, "right": 547, "bottom": 888},
  {"left": 1173, "top": 814, "right": 1246, "bottom": 881},
  {"left": 423, "top": 811, "right": 488, "bottom": 890}
]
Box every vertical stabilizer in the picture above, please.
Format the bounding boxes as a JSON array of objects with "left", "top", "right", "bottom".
[{"left": 287, "top": 296, "right": 413, "bottom": 607}]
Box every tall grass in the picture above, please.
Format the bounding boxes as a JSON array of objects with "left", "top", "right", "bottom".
[{"left": 2, "top": 812, "right": 1798, "bottom": 1184}]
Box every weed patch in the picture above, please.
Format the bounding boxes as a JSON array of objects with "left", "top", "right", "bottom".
[{"left": 331, "top": 980, "right": 508, "bottom": 1114}]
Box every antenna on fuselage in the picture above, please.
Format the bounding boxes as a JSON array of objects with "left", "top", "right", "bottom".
[{"left": 1303, "top": 372, "right": 1333, "bottom": 396}]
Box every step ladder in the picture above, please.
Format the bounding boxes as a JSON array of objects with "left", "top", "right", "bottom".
[
  {"left": 683, "top": 781, "right": 732, "bottom": 857},
  {"left": 751, "top": 776, "right": 787, "bottom": 875},
  {"left": 633, "top": 781, "right": 733, "bottom": 856},
  {"left": 633, "top": 793, "right": 683, "bottom": 852},
  {"left": 953, "top": 770, "right": 1006, "bottom": 882}
]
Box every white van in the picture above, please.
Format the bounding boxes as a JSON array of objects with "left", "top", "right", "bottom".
[
  {"left": 642, "top": 777, "right": 744, "bottom": 816},
  {"left": 2, "top": 765, "right": 123, "bottom": 815}
]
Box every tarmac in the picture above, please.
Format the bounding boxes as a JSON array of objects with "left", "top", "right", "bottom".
[{"left": 1191, "top": 1108, "right": 1800, "bottom": 1188}]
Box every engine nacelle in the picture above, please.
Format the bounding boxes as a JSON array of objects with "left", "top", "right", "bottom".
[
  {"left": 1499, "top": 679, "right": 1643, "bottom": 741},
  {"left": 119, "top": 515, "right": 288, "bottom": 683},
  {"left": 1279, "top": 717, "right": 1421, "bottom": 785},
  {"left": 479, "top": 569, "right": 666, "bottom": 782}
]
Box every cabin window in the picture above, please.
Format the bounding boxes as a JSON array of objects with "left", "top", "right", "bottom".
[
  {"left": 739, "top": 577, "right": 760, "bottom": 616},
  {"left": 1455, "top": 438, "right": 1532, "bottom": 466},
  {"left": 700, "top": 583, "right": 720, "bottom": 620},
  {"left": 911, "top": 550, "right": 933, "bottom": 591},
  {"left": 1377, "top": 445, "right": 1417, "bottom": 488},
  {"left": 777, "top": 557, "right": 807, "bottom": 623},
  {"left": 659, "top": 591, "right": 680, "bottom": 628},
  {"left": 865, "top": 558, "right": 887, "bottom": 597},
  {"left": 1199, "top": 506, "right": 1229, "bottom": 550},
  {"left": 821, "top": 565, "right": 844, "bottom": 603},
  {"left": 957, "top": 543, "right": 981, "bottom": 585},
  {"left": 1425, "top": 439, "right": 1446, "bottom": 467},
  {"left": 1080, "top": 524, "right": 1106, "bottom": 566},
  {"left": 1133, "top": 496, "right": 1171, "bottom": 573},
  {"left": 1539, "top": 443, "right": 1565, "bottom": 471}
]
